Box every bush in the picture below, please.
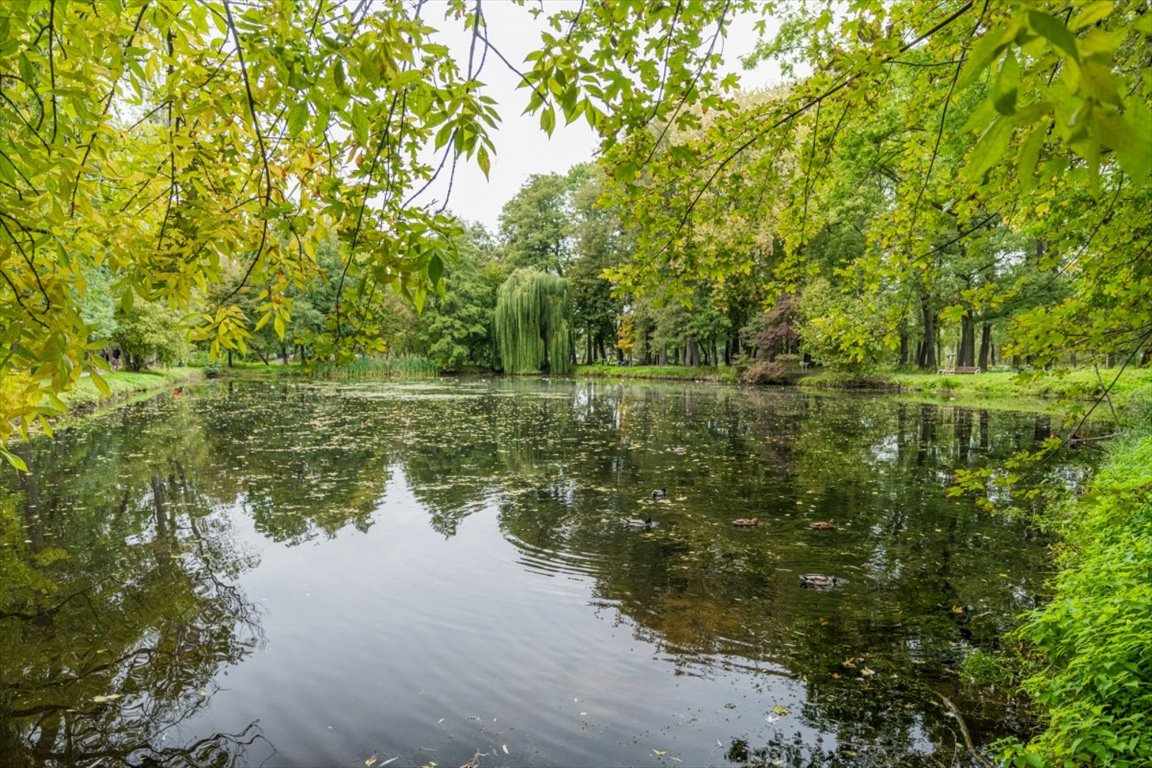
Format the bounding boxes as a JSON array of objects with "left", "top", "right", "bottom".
[
  {"left": 1005, "top": 433, "right": 1152, "bottom": 766},
  {"left": 738, "top": 361, "right": 804, "bottom": 386}
]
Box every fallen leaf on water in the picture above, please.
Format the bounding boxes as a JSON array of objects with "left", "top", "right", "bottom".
[
  {"left": 861, "top": 667, "right": 876, "bottom": 677},
  {"left": 653, "top": 749, "right": 667, "bottom": 756},
  {"left": 365, "top": 752, "right": 379, "bottom": 767},
  {"left": 502, "top": 745, "right": 509, "bottom": 755},
  {"left": 724, "top": 703, "right": 736, "bottom": 710},
  {"left": 380, "top": 759, "right": 399, "bottom": 767},
  {"left": 771, "top": 705, "right": 790, "bottom": 716},
  {"left": 92, "top": 695, "right": 122, "bottom": 703}
]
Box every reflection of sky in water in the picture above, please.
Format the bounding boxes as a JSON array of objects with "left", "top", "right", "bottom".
[{"left": 1, "top": 378, "right": 1092, "bottom": 767}]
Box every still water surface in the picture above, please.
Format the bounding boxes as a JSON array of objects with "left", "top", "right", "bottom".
[{"left": 1, "top": 379, "right": 1085, "bottom": 767}]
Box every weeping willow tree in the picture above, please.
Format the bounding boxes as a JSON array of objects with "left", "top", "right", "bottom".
[{"left": 495, "top": 270, "right": 573, "bottom": 374}]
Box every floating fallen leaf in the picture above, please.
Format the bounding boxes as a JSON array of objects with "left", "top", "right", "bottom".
[
  {"left": 501, "top": 745, "right": 509, "bottom": 755},
  {"left": 380, "top": 759, "right": 399, "bottom": 767},
  {"left": 92, "top": 694, "right": 122, "bottom": 703},
  {"left": 771, "top": 705, "right": 790, "bottom": 716},
  {"left": 860, "top": 667, "right": 876, "bottom": 677},
  {"left": 366, "top": 752, "right": 379, "bottom": 767},
  {"left": 724, "top": 702, "right": 736, "bottom": 709},
  {"left": 653, "top": 749, "right": 667, "bottom": 756}
]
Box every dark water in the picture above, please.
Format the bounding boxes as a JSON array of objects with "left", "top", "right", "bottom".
[{"left": 0, "top": 378, "right": 1090, "bottom": 767}]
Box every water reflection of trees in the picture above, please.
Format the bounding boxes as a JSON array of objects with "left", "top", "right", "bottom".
[
  {"left": 0, "top": 380, "right": 1093, "bottom": 767},
  {"left": 0, "top": 424, "right": 266, "bottom": 767}
]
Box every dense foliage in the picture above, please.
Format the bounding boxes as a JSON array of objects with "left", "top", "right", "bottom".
[{"left": 1008, "top": 414, "right": 1152, "bottom": 766}]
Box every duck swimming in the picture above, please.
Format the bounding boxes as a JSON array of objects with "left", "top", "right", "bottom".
[
  {"left": 651, "top": 488, "right": 667, "bottom": 499},
  {"left": 800, "top": 574, "right": 842, "bottom": 590},
  {"left": 626, "top": 516, "right": 655, "bottom": 529},
  {"left": 732, "top": 518, "right": 759, "bottom": 527},
  {"left": 809, "top": 521, "right": 837, "bottom": 531}
]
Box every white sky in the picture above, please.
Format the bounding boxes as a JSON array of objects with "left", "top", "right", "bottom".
[{"left": 419, "top": 1, "right": 782, "bottom": 232}]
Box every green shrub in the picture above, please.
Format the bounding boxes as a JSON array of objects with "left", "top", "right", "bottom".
[
  {"left": 1005, "top": 434, "right": 1152, "bottom": 767},
  {"left": 738, "top": 361, "right": 803, "bottom": 385}
]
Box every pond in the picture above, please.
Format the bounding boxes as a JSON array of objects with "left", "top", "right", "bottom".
[{"left": 0, "top": 378, "right": 1090, "bottom": 767}]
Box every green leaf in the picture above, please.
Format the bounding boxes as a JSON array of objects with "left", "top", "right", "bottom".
[
  {"left": 964, "top": 116, "right": 1014, "bottom": 182},
  {"left": 1017, "top": 122, "right": 1047, "bottom": 192},
  {"left": 477, "top": 145, "right": 491, "bottom": 178},
  {"left": 287, "top": 100, "right": 310, "bottom": 138},
  {"left": 1027, "top": 11, "right": 1081, "bottom": 64},
  {"left": 1071, "top": 1, "right": 1113, "bottom": 30},
  {"left": 428, "top": 254, "right": 443, "bottom": 285},
  {"left": 350, "top": 103, "right": 369, "bottom": 146},
  {"left": 1, "top": 448, "right": 28, "bottom": 473},
  {"left": 1100, "top": 112, "right": 1151, "bottom": 180},
  {"left": 89, "top": 368, "right": 111, "bottom": 396},
  {"left": 959, "top": 28, "right": 1011, "bottom": 88},
  {"left": 993, "top": 50, "right": 1020, "bottom": 115}
]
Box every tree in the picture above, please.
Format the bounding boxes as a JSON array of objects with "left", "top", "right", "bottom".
[
  {"left": 416, "top": 222, "right": 506, "bottom": 371},
  {"left": 498, "top": 173, "right": 574, "bottom": 276},
  {"left": 112, "top": 297, "right": 189, "bottom": 371},
  {"left": 568, "top": 167, "right": 628, "bottom": 364},
  {"left": 591, "top": 1, "right": 1150, "bottom": 376},
  {"left": 494, "top": 269, "right": 572, "bottom": 374}
]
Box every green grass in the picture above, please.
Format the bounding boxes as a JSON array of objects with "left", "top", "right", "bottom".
[
  {"left": 58, "top": 367, "right": 202, "bottom": 411},
  {"left": 575, "top": 363, "right": 741, "bottom": 383}
]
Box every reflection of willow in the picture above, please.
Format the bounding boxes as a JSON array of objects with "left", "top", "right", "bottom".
[{"left": 1, "top": 451, "right": 268, "bottom": 768}]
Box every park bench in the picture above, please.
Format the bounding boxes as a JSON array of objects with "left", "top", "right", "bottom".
[{"left": 937, "top": 366, "right": 981, "bottom": 375}]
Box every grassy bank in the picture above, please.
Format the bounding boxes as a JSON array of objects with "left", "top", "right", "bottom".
[
  {"left": 59, "top": 367, "right": 202, "bottom": 413},
  {"left": 1007, "top": 414, "right": 1152, "bottom": 766},
  {"left": 576, "top": 363, "right": 740, "bottom": 383}
]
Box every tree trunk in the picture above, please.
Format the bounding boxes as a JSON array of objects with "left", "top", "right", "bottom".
[
  {"left": 917, "top": 292, "right": 937, "bottom": 370},
  {"left": 899, "top": 333, "right": 909, "bottom": 366},
  {"left": 685, "top": 336, "right": 699, "bottom": 367},
  {"left": 977, "top": 321, "right": 992, "bottom": 371},
  {"left": 957, "top": 311, "right": 976, "bottom": 367}
]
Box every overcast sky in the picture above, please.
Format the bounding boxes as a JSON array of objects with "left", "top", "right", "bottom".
[{"left": 418, "top": 1, "right": 782, "bottom": 232}]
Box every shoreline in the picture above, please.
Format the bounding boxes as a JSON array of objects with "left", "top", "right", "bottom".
[{"left": 56, "top": 367, "right": 204, "bottom": 424}]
